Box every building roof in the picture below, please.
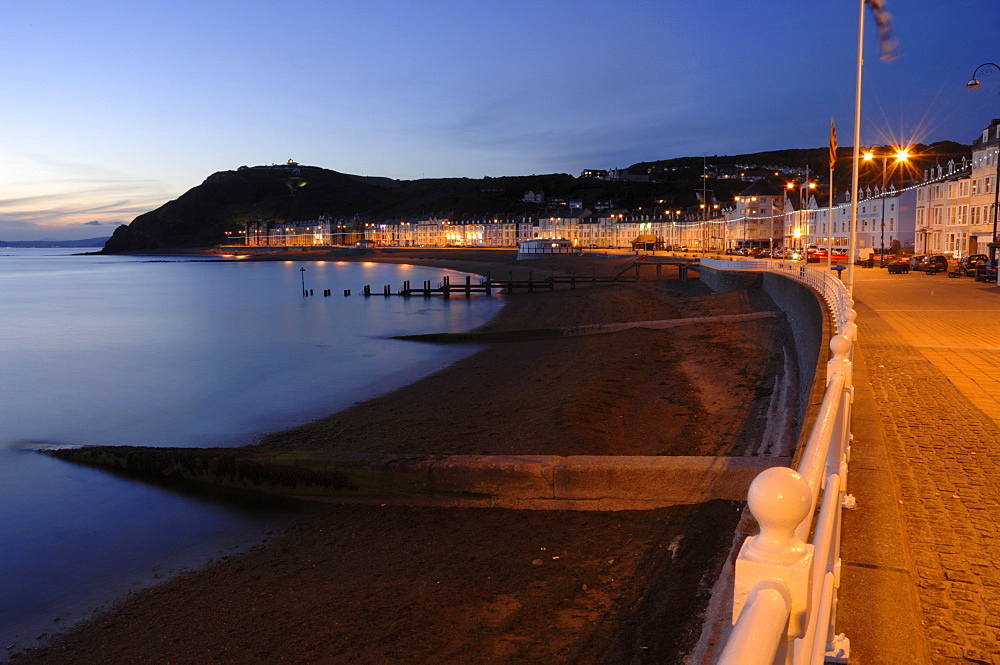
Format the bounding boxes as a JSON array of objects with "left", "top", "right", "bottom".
[{"left": 739, "top": 179, "right": 784, "bottom": 197}]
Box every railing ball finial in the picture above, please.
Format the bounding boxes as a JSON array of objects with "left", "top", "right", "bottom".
[
  {"left": 745, "top": 466, "right": 812, "bottom": 564},
  {"left": 830, "top": 333, "right": 852, "bottom": 363}
]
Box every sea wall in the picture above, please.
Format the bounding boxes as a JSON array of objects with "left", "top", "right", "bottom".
[
  {"left": 696, "top": 265, "right": 829, "bottom": 434},
  {"left": 46, "top": 447, "right": 789, "bottom": 511}
]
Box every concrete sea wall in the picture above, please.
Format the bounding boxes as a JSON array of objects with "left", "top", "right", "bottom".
[{"left": 696, "top": 265, "right": 830, "bottom": 441}]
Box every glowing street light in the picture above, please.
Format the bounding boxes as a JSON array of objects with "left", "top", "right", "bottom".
[
  {"left": 967, "top": 62, "right": 999, "bottom": 91},
  {"left": 864, "top": 145, "right": 910, "bottom": 266}
]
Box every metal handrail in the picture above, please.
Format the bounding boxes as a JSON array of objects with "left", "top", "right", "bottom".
[
  {"left": 718, "top": 582, "right": 793, "bottom": 665},
  {"left": 795, "top": 371, "right": 847, "bottom": 540},
  {"left": 704, "top": 258, "right": 854, "bottom": 665}
]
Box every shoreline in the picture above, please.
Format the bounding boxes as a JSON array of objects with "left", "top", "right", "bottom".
[{"left": 11, "top": 249, "right": 781, "bottom": 664}]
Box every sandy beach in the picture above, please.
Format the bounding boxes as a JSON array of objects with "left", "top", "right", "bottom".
[{"left": 12, "top": 249, "right": 784, "bottom": 664}]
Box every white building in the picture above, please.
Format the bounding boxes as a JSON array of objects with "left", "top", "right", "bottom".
[
  {"left": 915, "top": 160, "right": 973, "bottom": 257},
  {"left": 912, "top": 119, "right": 1000, "bottom": 258},
  {"left": 728, "top": 180, "right": 786, "bottom": 250},
  {"left": 969, "top": 119, "right": 1000, "bottom": 256}
]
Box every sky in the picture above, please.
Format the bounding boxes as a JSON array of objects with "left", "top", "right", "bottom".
[{"left": 1, "top": 0, "right": 998, "bottom": 240}]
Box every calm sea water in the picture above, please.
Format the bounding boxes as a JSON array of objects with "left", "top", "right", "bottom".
[{"left": 0, "top": 249, "right": 503, "bottom": 657}]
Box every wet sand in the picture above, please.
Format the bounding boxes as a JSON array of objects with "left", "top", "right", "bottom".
[{"left": 12, "top": 250, "right": 782, "bottom": 665}]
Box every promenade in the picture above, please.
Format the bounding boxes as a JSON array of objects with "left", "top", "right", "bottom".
[{"left": 838, "top": 266, "right": 1000, "bottom": 664}]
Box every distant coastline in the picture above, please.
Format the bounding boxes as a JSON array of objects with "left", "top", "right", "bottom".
[{"left": 0, "top": 237, "right": 110, "bottom": 248}]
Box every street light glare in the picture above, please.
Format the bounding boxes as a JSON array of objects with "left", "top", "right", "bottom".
[
  {"left": 863, "top": 152, "right": 874, "bottom": 161},
  {"left": 895, "top": 149, "right": 910, "bottom": 162}
]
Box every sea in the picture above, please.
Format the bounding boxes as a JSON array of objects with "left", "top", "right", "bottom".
[{"left": 0, "top": 248, "right": 504, "bottom": 657}]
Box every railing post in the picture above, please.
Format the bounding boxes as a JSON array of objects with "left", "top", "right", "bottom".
[
  {"left": 826, "top": 333, "right": 854, "bottom": 489},
  {"left": 842, "top": 301, "right": 859, "bottom": 344},
  {"left": 730, "top": 467, "right": 815, "bottom": 664}
]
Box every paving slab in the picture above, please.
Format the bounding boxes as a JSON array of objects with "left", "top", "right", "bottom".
[{"left": 843, "top": 267, "right": 1000, "bottom": 663}]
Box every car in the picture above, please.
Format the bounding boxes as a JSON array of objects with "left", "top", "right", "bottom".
[
  {"left": 919, "top": 255, "right": 949, "bottom": 274},
  {"left": 886, "top": 258, "right": 909, "bottom": 274},
  {"left": 959, "top": 254, "right": 990, "bottom": 277},
  {"left": 909, "top": 255, "right": 925, "bottom": 270}
]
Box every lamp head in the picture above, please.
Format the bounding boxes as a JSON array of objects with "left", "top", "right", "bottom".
[{"left": 968, "top": 79, "right": 982, "bottom": 91}]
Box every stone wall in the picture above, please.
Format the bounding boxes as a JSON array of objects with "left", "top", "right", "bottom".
[{"left": 696, "top": 265, "right": 830, "bottom": 434}]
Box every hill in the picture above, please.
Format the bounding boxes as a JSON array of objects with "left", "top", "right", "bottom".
[
  {"left": 632, "top": 141, "right": 971, "bottom": 194},
  {"left": 102, "top": 166, "right": 683, "bottom": 252},
  {"left": 102, "top": 142, "right": 972, "bottom": 252}
]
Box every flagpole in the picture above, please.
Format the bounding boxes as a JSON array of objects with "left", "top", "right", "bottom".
[
  {"left": 828, "top": 163, "right": 834, "bottom": 271},
  {"left": 847, "top": 0, "right": 865, "bottom": 294},
  {"left": 828, "top": 116, "right": 837, "bottom": 271}
]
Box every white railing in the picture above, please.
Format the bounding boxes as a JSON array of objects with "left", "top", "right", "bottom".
[{"left": 702, "top": 258, "right": 856, "bottom": 665}]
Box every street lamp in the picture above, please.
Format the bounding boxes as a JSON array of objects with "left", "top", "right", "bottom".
[
  {"left": 863, "top": 146, "right": 909, "bottom": 267},
  {"left": 967, "top": 62, "right": 1000, "bottom": 265},
  {"left": 786, "top": 181, "right": 796, "bottom": 258}
]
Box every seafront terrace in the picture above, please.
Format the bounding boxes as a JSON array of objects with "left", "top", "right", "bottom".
[{"left": 703, "top": 257, "right": 1000, "bottom": 663}]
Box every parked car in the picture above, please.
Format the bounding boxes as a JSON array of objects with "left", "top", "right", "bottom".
[
  {"left": 919, "top": 255, "right": 949, "bottom": 274},
  {"left": 886, "top": 258, "right": 909, "bottom": 274},
  {"left": 909, "top": 255, "right": 925, "bottom": 270},
  {"left": 959, "top": 254, "right": 990, "bottom": 277}
]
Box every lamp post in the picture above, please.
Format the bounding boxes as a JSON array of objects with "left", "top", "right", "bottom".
[
  {"left": 863, "top": 146, "right": 909, "bottom": 267},
  {"left": 968, "top": 62, "right": 1000, "bottom": 265},
  {"left": 785, "top": 171, "right": 816, "bottom": 260},
  {"left": 786, "top": 181, "right": 795, "bottom": 257}
]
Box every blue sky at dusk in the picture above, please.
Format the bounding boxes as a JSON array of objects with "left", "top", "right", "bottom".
[{"left": 1, "top": 0, "right": 997, "bottom": 240}]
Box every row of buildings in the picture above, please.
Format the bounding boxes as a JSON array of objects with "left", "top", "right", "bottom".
[{"left": 242, "top": 119, "right": 1000, "bottom": 259}]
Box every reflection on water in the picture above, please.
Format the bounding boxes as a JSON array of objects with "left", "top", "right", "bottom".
[{"left": 0, "top": 250, "right": 503, "bottom": 656}]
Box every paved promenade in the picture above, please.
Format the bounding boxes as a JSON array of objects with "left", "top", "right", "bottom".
[{"left": 838, "top": 266, "right": 1000, "bottom": 664}]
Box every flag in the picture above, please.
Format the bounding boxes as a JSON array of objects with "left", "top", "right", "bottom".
[
  {"left": 829, "top": 118, "right": 838, "bottom": 170},
  {"left": 865, "top": 0, "right": 899, "bottom": 61}
]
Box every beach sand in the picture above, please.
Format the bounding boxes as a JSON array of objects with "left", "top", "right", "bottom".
[{"left": 12, "top": 250, "right": 783, "bottom": 664}]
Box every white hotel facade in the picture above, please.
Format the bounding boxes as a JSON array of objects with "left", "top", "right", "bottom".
[
  {"left": 914, "top": 119, "right": 1000, "bottom": 257},
  {"left": 245, "top": 120, "right": 1000, "bottom": 260},
  {"left": 361, "top": 184, "right": 926, "bottom": 258}
]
